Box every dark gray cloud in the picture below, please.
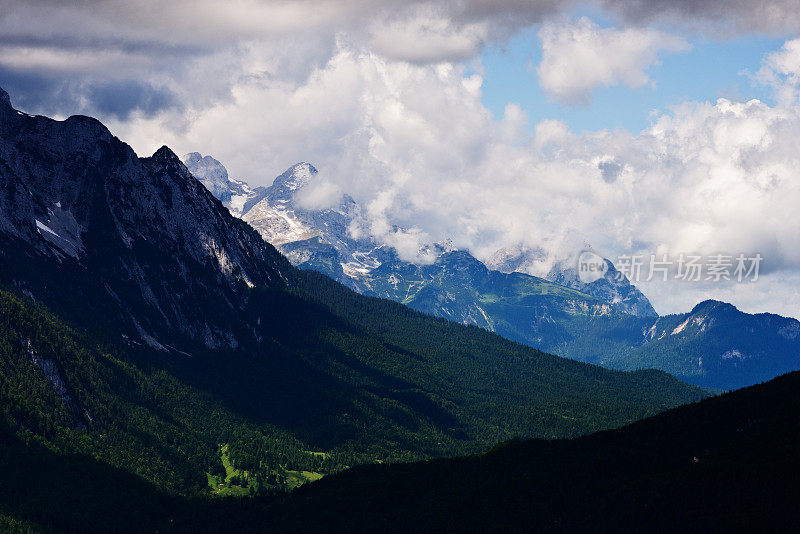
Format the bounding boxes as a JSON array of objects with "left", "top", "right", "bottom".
[
  {"left": 5, "top": 0, "right": 799, "bottom": 46},
  {"left": 2, "top": 0, "right": 797, "bottom": 118},
  {"left": 0, "top": 69, "right": 79, "bottom": 114},
  {"left": 3, "top": 0, "right": 797, "bottom": 135},
  {"left": 598, "top": 160, "right": 623, "bottom": 183},
  {"left": 0, "top": 33, "right": 204, "bottom": 57},
  {"left": 88, "top": 80, "right": 178, "bottom": 120},
  {"left": 0, "top": 69, "right": 179, "bottom": 119},
  {"left": 601, "top": 0, "right": 800, "bottom": 34}
]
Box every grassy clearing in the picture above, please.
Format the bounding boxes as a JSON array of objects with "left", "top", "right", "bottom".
[
  {"left": 285, "top": 470, "right": 324, "bottom": 489},
  {"left": 206, "top": 444, "right": 252, "bottom": 496},
  {"left": 207, "top": 444, "right": 325, "bottom": 495}
]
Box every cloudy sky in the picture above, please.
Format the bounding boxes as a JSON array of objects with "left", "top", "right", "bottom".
[{"left": 2, "top": 0, "right": 800, "bottom": 317}]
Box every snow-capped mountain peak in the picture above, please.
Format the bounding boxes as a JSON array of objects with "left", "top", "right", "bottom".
[
  {"left": 266, "top": 162, "right": 319, "bottom": 204},
  {"left": 182, "top": 152, "right": 258, "bottom": 217},
  {"left": 185, "top": 152, "right": 657, "bottom": 319},
  {"left": 275, "top": 162, "right": 316, "bottom": 192},
  {"left": 182, "top": 152, "right": 232, "bottom": 202}
]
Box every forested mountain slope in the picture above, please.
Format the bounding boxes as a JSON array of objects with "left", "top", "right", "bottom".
[
  {"left": 541, "top": 300, "right": 800, "bottom": 390},
  {"left": 2, "top": 298, "right": 792, "bottom": 533}
]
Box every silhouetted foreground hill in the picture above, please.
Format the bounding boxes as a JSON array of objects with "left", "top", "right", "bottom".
[{"left": 260, "top": 370, "right": 800, "bottom": 533}]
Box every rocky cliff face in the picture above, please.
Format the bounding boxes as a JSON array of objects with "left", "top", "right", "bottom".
[{"left": 0, "top": 89, "right": 290, "bottom": 351}]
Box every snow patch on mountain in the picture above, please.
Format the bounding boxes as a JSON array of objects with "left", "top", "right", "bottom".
[
  {"left": 243, "top": 200, "right": 317, "bottom": 246},
  {"left": 35, "top": 220, "right": 59, "bottom": 238},
  {"left": 721, "top": 349, "right": 749, "bottom": 360},
  {"left": 34, "top": 203, "right": 85, "bottom": 258},
  {"left": 226, "top": 179, "right": 256, "bottom": 218},
  {"left": 278, "top": 162, "right": 314, "bottom": 192}
]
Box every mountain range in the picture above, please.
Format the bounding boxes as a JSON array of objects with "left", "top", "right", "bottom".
[
  {"left": 0, "top": 85, "right": 708, "bottom": 530},
  {"left": 184, "top": 153, "right": 800, "bottom": 390},
  {"left": 183, "top": 154, "right": 655, "bottom": 314}
]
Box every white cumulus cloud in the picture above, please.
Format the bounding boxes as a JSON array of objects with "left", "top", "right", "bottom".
[
  {"left": 536, "top": 17, "right": 690, "bottom": 105},
  {"left": 755, "top": 38, "right": 800, "bottom": 106}
]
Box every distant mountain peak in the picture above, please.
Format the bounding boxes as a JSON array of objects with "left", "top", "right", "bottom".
[
  {"left": 183, "top": 151, "right": 203, "bottom": 165},
  {"left": 188, "top": 153, "right": 656, "bottom": 318},
  {"left": 181, "top": 151, "right": 239, "bottom": 205},
  {"left": 177, "top": 150, "right": 800, "bottom": 390},
  {"left": 0, "top": 87, "right": 10, "bottom": 107},
  {"left": 272, "top": 162, "right": 318, "bottom": 193},
  {"left": 182, "top": 152, "right": 227, "bottom": 175},
  {"left": 690, "top": 299, "right": 738, "bottom": 315}
]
